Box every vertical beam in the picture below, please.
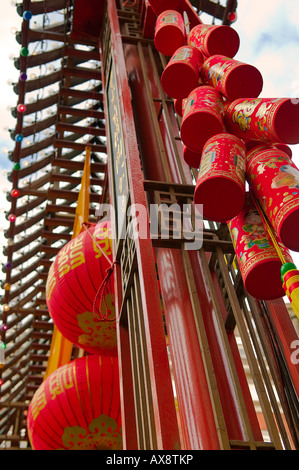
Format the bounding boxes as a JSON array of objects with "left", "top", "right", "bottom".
[{"left": 106, "top": 0, "right": 180, "bottom": 449}]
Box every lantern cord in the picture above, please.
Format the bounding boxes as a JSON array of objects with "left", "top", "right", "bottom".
[
  {"left": 81, "top": 221, "right": 113, "bottom": 266},
  {"left": 93, "top": 260, "right": 119, "bottom": 322},
  {"left": 81, "top": 221, "right": 119, "bottom": 322},
  {"left": 250, "top": 193, "right": 287, "bottom": 265}
]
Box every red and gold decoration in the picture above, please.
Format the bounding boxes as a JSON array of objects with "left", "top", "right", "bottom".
[
  {"left": 188, "top": 24, "right": 240, "bottom": 58},
  {"left": 246, "top": 145, "right": 299, "bottom": 252},
  {"left": 27, "top": 355, "right": 122, "bottom": 450},
  {"left": 46, "top": 221, "right": 117, "bottom": 355},
  {"left": 194, "top": 133, "right": 246, "bottom": 222},
  {"left": 180, "top": 85, "right": 225, "bottom": 153},
  {"left": 228, "top": 193, "right": 293, "bottom": 300},
  {"left": 201, "top": 55, "right": 263, "bottom": 101},
  {"left": 224, "top": 98, "right": 299, "bottom": 145},
  {"left": 161, "top": 46, "right": 204, "bottom": 99},
  {"left": 154, "top": 10, "right": 186, "bottom": 57}
]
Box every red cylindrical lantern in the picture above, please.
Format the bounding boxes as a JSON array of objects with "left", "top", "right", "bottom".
[
  {"left": 224, "top": 98, "right": 299, "bottom": 145},
  {"left": 183, "top": 144, "right": 202, "bottom": 168},
  {"left": 154, "top": 10, "right": 186, "bottom": 57},
  {"left": 161, "top": 46, "right": 204, "bottom": 99},
  {"left": 228, "top": 193, "right": 293, "bottom": 300},
  {"left": 46, "top": 221, "right": 117, "bottom": 355},
  {"left": 201, "top": 55, "right": 263, "bottom": 101},
  {"left": 27, "top": 354, "right": 122, "bottom": 450},
  {"left": 246, "top": 146, "right": 299, "bottom": 252},
  {"left": 188, "top": 24, "right": 240, "bottom": 58},
  {"left": 194, "top": 133, "right": 246, "bottom": 222},
  {"left": 180, "top": 85, "right": 225, "bottom": 153},
  {"left": 174, "top": 98, "right": 185, "bottom": 117}
]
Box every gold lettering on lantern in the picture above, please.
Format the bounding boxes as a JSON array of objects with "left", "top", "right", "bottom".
[
  {"left": 93, "top": 226, "right": 112, "bottom": 259},
  {"left": 46, "top": 263, "right": 56, "bottom": 301},
  {"left": 69, "top": 235, "right": 85, "bottom": 270},
  {"left": 31, "top": 383, "right": 47, "bottom": 420},
  {"left": 49, "top": 364, "right": 74, "bottom": 401},
  {"left": 57, "top": 234, "right": 85, "bottom": 278}
]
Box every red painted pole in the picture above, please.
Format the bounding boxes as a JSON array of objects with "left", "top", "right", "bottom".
[{"left": 106, "top": 1, "right": 180, "bottom": 450}]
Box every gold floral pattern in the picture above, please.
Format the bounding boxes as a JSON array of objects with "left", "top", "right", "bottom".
[
  {"left": 60, "top": 414, "right": 122, "bottom": 450},
  {"left": 77, "top": 296, "right": 117, "bottom": 354}
]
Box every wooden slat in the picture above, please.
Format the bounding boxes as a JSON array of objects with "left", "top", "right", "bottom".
[
  {"left": 62, "top": 66, "right": 102, "bottom": 80},
  {"left": 56, "top": 121, "right": 106, "bottom": 136},
  {"left": 57, "top": 105, "right": 105, "bottom": 120},
  {"left": 54, "top": 139, "right": 106, "bottom": 153}
]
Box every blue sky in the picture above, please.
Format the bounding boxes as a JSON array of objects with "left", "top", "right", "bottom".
[{"left": 0, "top": 1, "right": 299, "bottom": 284}]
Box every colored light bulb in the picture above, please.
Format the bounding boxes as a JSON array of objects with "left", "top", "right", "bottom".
[
  {"left": 23, "top": 10, "right": 32, "bottom": 20},
  {"left": 8, "top": 214, "right": 16, "bottom": 222},
  {"left": 0, "top": 379, "right": 4, "bottom": 386},
  {"left": 1, "top": 324, "right": 8, "bottom": 331},
  {"left": 15, "top": 133, "right": 23, "bottom": 142},
  {"left": 13, "top": 162, "right": 21, "bottom": 171},
  {"left": 227, "top": 11, "right": 237, "bottom": 22},
  {"left": 20, "top": 46, "right": 29, "bottom": 57},
  {"left": 20, "top": 72, "right": 27, "bottom": 81},
  {"left": 11, "top": 188, "right": 19, "bottom": 198},
  {"left": 17, "top": 103, "right": 26, "bottom": 113}
]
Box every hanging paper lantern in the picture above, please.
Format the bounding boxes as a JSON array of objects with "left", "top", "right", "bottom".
[
  {"left": 27, "top": 354, "right": 122, "bottom": 450},
  {"left": 46, "top": 221, "right": 117, "bottom": 355},
  {"left": 182, "top": 144, "right": 202, "bottom": 168},
  {"left": 194, "top": 133, "right": 246, "bottom": 222},
  {"left": 246, "top": 145, "right": 299, "bottom": 252},
  {"left": 224, "top": 98, "right": 299, "bottom": 145},
  {"left": 161, "top": 45, "right": 204, "bottom": 99},
  {"left": 180, "top": 85, "right": 225, "bottom": 153},
  {"left": 227, "top": 193, "right": 293, "bottom": 300},
  {"left": 154, "top": 10, "right": 186, "bottom": 57},
  {"left": 188, "top": 24, "right": 240, "bottom": 58},
  {"left": 201, "top": 55, "right": 263, "bottom": 101}
]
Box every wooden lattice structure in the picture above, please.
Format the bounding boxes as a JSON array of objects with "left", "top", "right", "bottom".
[{"left": 0, "top": 0, "right": 298, "bottom": 450}]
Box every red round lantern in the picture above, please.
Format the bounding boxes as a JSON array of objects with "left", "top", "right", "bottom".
[
  {"left": 154, "top": 10, "right": 186, "bottom": 57},
  {"left": 201, "top": 55, "right": 263, "bottom": 101},
  {"left": 246, "top": 146, "right": 299, "bottom": 252},
  {"left": 228, "top": 193, "right": 293, "bottom": 300},
  {"left": 188, "top": 24, "right": 240, "bottom": 58},
  {"left": 46, "top": 221, "right": 117, "bottom": 355},
  {"left": 224, "top": 98, "right": 299, "bottom": 145},
  {"left": 27, "top": 354, "right": 122, "bottom": 450},
  {"left": 194, "top": 133, "right": 246, "bottom": 222},
  {"left": 161, "top": 46, "right": 204, "bottom": 99},
  {"left": 183, "top": 144, "right": 202, "bottom": 168},
  {"left": 180, "top": 85, "right": 225, "bottom": 153}
]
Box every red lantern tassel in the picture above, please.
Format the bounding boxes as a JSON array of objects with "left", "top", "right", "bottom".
[{"left": 93, "top": 260, "right": 119, "bottom": 322}]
